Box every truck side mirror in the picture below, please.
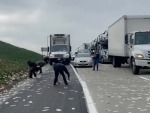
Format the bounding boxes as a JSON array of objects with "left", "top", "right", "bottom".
[{"left": 125, "top": 35, "right": 128, "bottom": 44}]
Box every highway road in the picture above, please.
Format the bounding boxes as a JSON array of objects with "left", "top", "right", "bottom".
[
  {"left": 1, "top": 63, "right": 150, "bottom": 113},
  {"left": 76, "top": 64, "right": 150, "bottom": 113},
  {"left": 0, "top": 65, "right": 87, "bottom": 113}
]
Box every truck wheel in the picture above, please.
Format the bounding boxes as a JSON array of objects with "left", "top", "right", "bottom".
[
  {"left": 50, "top": 61, "right": 52, "bottom": 65},
  {"left": 132, "top": 58, "right": 140, "bottom": 75},
  {"left": 66, "top": 59, "right": 71, "bottom": 65},
  {"left": 101, "top": 57, "right": 104, "bottom": 64},
  {"left": 66, "top": 60, "right": 70, "bottom": 65},
  {"left": 112, "top": 57, "right": 117, "bottom": 68},
  {"left": 117, "top": 61, "right": 121, "bottom": 67}
]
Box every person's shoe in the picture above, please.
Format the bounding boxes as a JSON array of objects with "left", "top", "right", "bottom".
[
  {"left": 65, "top": 83, "right": 69, "bottom": 86},
  {"left": 92, "top": 69, "right": 95, "bottom": 71},
  {"left": 68, "top": 77, "right": 70, "bottom": 81},
  {"left": 53, "top": 84, "right": 57, "bottom": 87},
  {"left": 57, "top": 81, "right": 61, "bottom": 84}
]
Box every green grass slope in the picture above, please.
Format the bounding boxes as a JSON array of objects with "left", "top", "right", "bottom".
[{"left": 0, "top": 41, "right": 43, "bottom": 82}]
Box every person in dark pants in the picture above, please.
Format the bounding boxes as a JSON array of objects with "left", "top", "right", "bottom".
[
  {"left": 27, "top": 60, "right": 42, "bottom": 78},
  {"left": 92, "top": 51, "right": 100, "bottom": 71},
  {"left": 36, "top": 61, "right": 46, "bottom": 74},
  {"left": 53, "top": 60, "right": 70, "bottom": 86}
]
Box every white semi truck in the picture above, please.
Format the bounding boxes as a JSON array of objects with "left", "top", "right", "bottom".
[
  {"left": 49, "top": 34, "right": 71, "bottom": 65},
  {"left": 108, "top": 15, "right": 150, "bottom": 74}
]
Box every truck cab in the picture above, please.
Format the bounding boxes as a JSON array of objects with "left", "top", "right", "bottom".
[
  {"left": 126, "top": 31, "right": 150, "bottom": 74},
  {"left": 49, "top": 34, "right": 71, "bottom": 65}
]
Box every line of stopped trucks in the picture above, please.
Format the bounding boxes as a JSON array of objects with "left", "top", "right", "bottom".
[
  {"left": 88, "top": 15, "right": 150, "bottom": 75},
  {"left": 47, "top": 15, "right": 150, "bottom": 75}
]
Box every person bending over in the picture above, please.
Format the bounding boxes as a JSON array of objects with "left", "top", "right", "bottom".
[{"left": 53, "top": 60, "right": 70, "bottom": 86}]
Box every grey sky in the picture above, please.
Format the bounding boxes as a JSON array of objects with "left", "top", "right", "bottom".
[{"left": 0, "top": 0, "right": 150, "bottom": 54}]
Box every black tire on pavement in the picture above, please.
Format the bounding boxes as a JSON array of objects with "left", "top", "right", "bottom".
[
  {"left": 101, "top": 57, "right": 104, "bottom": 64},
  {"left": 117, "top": 61, "right": 121, "bottom": 67},
  {"left": 50, "top": 61, "right": 52, "bottom": 65},
  {"left": 132, "top": 58, "right": 140, "bottom": 75},
  {"left": 112, "top": 57, "right": 117, "bottom": 68}
]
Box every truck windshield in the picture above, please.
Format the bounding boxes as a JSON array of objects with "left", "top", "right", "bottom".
[
  {"left": 51, "top": 45, "right": 68, "bottom": 52},
  {"left": 135, "top": 32, "right": 150, "bottom": 45}
]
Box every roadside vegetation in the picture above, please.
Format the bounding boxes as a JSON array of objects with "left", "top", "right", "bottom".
[{"left": 0, "top": 41, "right": 42, "bottom": 86}]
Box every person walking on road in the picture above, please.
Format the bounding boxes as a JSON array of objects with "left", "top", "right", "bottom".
[
  {"left": 92, "top": 50, "right": 100, "bottom": 71},
  {"left": 52, "top": 60, "right": 70, "bottom": 86}
]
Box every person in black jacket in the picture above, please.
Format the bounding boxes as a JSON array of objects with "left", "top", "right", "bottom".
[
  {"left": 27, "top": 60, "right": 43, "bottom": 78},
  {"left": 53, "top": 60, "right": 70, "bottom": 86},
  {"left": 36, "top": 61, "right": 46, "bottom": 74},
  {"left": 92, "top": 50, "right": 100, "bottom": 71}
]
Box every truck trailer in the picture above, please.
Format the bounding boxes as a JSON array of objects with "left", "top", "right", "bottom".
[
  {"left": 98, "top": 31, "right": 110, "bottom": 63},
  {"left": 49, "top": 34, "right": 71, "bottom": 65},
  {"left": 108, "top": 15, "right": 150, "bottom": 74},
  {"left": 77, "top": 43, "right": 90, "bottom": 53}
]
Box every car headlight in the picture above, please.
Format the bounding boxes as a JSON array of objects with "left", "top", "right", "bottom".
[
  {"left": 74, "top": 59, "right": 79, "bottom": 62},
  {"left": 64, "top": 54, "right": 69, "bottom": 58},
  {"left": 50, "top": 54, "right": 54, "bottom": 58},
  {"left": 88, "top": 59, "right": 92, "bottom": 62},
  {"left": 134, "top": 54, "right": 144, "bottom": 59}
]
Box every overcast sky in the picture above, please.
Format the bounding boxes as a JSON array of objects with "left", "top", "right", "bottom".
[{"left": 0, "top": 0, "right": 150, "bottom": 54}]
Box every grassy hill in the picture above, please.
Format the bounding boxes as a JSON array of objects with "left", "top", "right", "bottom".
[{"left": 0, "top": 41, "right": 43, "bottom": 83}]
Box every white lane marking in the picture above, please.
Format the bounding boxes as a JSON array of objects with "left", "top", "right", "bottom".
[
  {"left": 70, "top": 64, "right": 98, "bottom": 113},
  {"left": 139, "top": 76, "right": 150, "bottom": 80}
]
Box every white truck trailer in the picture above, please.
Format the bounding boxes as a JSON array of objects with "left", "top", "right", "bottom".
[
  {"left": 108, "top": 15, "right": 150, "bottom": 74},
  {"left": 49, "top": 34, "right": 71, "bottom": 65},
  {"left": 78, "top": 43, "right": 90, "bottom": 53}
]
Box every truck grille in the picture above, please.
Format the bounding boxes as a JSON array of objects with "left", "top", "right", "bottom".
[
  {"left": 146, "top": 51, "right": 150, "bottom": 59},
  {"left": 80, "top": 61, "right": 86, "bottom": 62},
  {"left": 54, "top": 54, "right": 63, "bottom": 58}
]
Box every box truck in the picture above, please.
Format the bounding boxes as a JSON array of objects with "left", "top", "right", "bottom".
[
  {"left": 108, "top": 15, "right": 150, "bottom": 74},
  {"left": 49, "top": 34, "right": 71, "bottom": 65}
]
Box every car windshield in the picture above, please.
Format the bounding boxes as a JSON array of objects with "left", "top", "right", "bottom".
[
  {"left": 51, "top": 45, "right": 68, "bottom": 52},
  {"left": 135, "top": 32, "right": 150, "bottom": 45},
  {"left": 76, "top": 53, "right": 91, "bottom": 57}
]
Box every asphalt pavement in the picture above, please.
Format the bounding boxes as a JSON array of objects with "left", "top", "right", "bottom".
[
  {"left": 76, "top": 64, "right": 150, "bottom": 113},
  {"left": 0, "top": 64, "right": 87, "bottom": 113}
]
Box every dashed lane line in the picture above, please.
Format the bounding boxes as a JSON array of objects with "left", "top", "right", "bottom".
[{"left": 139, "top": 76, "right": 150, "bottom": 80}]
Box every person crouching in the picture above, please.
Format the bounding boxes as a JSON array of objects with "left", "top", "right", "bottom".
[
  {"left": 52, "top": 60, "right": 70, "bottom": 86},
  {"left": 27, "top": 60, "right": 42, "bottom": 78}
]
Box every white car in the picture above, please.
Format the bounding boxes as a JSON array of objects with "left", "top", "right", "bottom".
[{"left": 73, "top": 53, "right": 92, "bottom": 67}]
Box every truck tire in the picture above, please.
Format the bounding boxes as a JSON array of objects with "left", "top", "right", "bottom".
[
  {"left": 101, "top": 57, "right": 104, "bottom": 64},
  {"left": 117, "top": 62, "right": 121, "bottom": 67},
  {"left": 131, "top": 58, "right": 140, "bottom": 75},
  {"left": 50, "top": 61, "right": 52, "bottom": 65},
  {"left": 112, "top": 57, "right": 117, "bottom": 68},
  {"left": 66, "top": 60, "right": 70, "bottom": 65}
]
